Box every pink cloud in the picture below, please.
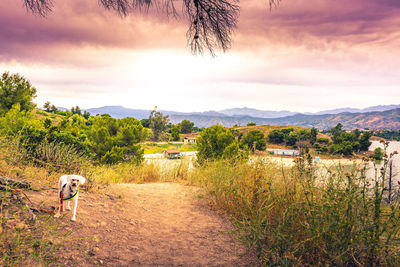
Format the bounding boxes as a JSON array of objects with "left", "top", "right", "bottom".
[{"left": 1, "top": 0, "right": 400, "bottom": 64}]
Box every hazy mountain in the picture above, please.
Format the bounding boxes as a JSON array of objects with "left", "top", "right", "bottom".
[
  {"left": 83, "top": 105, "right": 400, "bottom": 130},
  {"left": 313, "top": 104, "right": 400, "bottom": 115},
  {"left": 218, "top": 107, "right": 296, "bottom": 118},
  {"left": 171, "top": 109, "right": 400, "bottom": 130},
  {"left": 85, "top": 106, "right": 225, "bottom": 119},
  {"left": 87, "top": 106, "right": 151, "bottom": 119}
]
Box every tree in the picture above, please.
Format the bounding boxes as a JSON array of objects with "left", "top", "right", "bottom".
[
  {"left": 149, "top": 108, "right": 169, "bottom": 141},
  {"left": 83, "top": 110, "right": 91, "bottom": 119},
  {"left": 284, "top": 132, "right": 298, "bottom": 146},
  {"left": 22, "top": 0, "right": 279, "bottom": 55},
  {"left": 89, "top": 116, "right": 147, "bottom": 164},
  {"left": 310, "top": 127, "right": 318, "bottom": 145},
  {"left": 50, "top": 104, "right": 58, "bottom": 113},
  {"left": 268, "top": 129, "right": 285, "bottom": 144},
  {"left": 330, "top": 123, "right": 345, "bottom": 144},
  {"left": 140, "top": 118, "right": 150, "bottom": 128},
  {"left": 359, "top": 131, "right": 372, "bottom": 151},
  {"left": 170, "top": 124, "right": 181, "bottom": 141},
  {"left": 178, "top": 120, "right": 194, "bottom": 134},
  {"left": 0, "top": 72, "right": 37, "bottom": 115},
  {"left": 241, "top": 130, "right": 266, "bottom": 152},
  {"left": 43, "top": 101, "right": 51, "bottom": 112},
  {"left": 71, "top": 106, "right": 82, "bottom": 115},
  {"left": 197, "top": 124, "right": 244, "bottom": 163},
  {"left": 247, "top": 122, "right": 256, "bottom": 126}
]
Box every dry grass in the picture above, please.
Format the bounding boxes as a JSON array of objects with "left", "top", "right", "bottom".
[{"left": 2, "top": 134, "right": 400, "bottom": 265}]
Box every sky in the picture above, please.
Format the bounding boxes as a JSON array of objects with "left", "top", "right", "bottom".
[{"left": 1, "top": 0, "right": 400, "bottom": 113}]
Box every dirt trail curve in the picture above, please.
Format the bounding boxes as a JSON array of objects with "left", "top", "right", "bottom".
[{"left": 29, "top": 183, "right": 258, "bottom": 266}]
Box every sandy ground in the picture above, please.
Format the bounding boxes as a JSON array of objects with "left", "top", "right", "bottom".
[{"left": 27, "top": 183, "right": 258, "bottom": 266}]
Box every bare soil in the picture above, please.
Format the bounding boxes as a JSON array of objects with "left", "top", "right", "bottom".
[{"left": 27, "top": 183, "right": 258, "bottom": 266}]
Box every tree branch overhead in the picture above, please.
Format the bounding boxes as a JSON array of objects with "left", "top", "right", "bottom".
[{"left": 22, "top": 0, "right": 277, "bottom": 55}]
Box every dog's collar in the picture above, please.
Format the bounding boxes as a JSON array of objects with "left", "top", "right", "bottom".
[
  {"left": 62, "top": 188, "right": 79, "bottom": 200},
  {"left": 60, "top": 183, "right": 79, "bottom": 200}
]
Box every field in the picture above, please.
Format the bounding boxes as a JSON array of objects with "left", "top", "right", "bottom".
[{"left": 142, "top": 142, "right": 197, "bottom": 154}]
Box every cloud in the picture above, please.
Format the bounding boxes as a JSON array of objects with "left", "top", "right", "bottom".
[
  {"left": 2, "top": 0, "right": 400, "bottom": 65},
  {"left": 0, "top": 0, "right": 187, "bottom": 64},
  {"left": 1, "top": 0, "right": 400, "bottom": 113},
  {"left": 236, "top": 0, "right": 400, "bottom": 50}
]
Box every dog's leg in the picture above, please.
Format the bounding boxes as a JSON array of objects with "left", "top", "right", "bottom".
[
  {"left": 54, "top": 198, "right": 62, "bottom": 218},
  {"left": 66, "top": 200, "right": 71, "bottom": 211},
  {"left": 71, "top": 195, "right": 78, "bottom": 221}
]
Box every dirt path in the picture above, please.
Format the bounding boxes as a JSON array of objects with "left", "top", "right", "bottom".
[{"left": 28, "top": 183, "right": 257, "bottom": 266}]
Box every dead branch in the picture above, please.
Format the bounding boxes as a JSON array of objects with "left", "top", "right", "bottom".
[{"left": 21, "top": 0, "right": 278, "bottom": 55}]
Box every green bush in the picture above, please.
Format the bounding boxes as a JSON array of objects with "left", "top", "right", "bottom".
[
  {"left": 0, "top": 72, "right": 37, "bottom": 115},
  {"left": 371, "top": 147, "right": 383, "bottom": 161},
  {"left": 241, "top": 130, "right": 266, "bottom": 151},
  {"left": 197, "top": 125, "right": 247, "bottom": 163}
]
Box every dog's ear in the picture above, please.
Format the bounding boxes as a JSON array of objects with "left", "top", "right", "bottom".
[{"left": 78, "top": 176, "right": 86, "bottom": 185}]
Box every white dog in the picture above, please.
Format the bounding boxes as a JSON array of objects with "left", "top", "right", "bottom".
[{"left": 54, "top": 175, "right": 86, "bottom": 221}]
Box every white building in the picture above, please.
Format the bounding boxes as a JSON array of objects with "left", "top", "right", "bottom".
[{"left": 267, "top": 149, "right": 300, "bottom": 156}]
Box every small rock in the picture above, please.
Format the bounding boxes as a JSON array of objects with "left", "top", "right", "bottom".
[
  {"left": 100, "top": 221, "right": 107, "bottom": 226},
  {"left": 99, "top": 260, "right": 104, "bottom": 264},
  {"left": 106, "top": 194, "right": 116, "bottom": 201},
  {"left": 112, "top": 220, "right": 116, "bottom": 224}
]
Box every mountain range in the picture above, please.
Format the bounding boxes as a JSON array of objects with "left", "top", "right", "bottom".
[{"left": 84, "top": 105, "right": 400, "bottom": 130}]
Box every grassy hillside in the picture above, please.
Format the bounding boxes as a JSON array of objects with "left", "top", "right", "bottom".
[{"left": 33, "top": 109, "right": 64, "bottom": 125}]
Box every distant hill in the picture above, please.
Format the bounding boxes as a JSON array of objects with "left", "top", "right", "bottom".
[
  {"left": 87, "top": 106, "right": 151, "bottom": 119},
  {"left": 311, "top": 104, "right": 400, "bottom": 115},
  {"left": 219, "top": 105, "right": 400, "bottom": 117},
  {"left": 218, "top": 107, "right": 296, "bottom": 118},
  {"left": 170, "top": 109, "right": 400, "bottom": 130},
  {"left": 256, "top": 109, "right": 400, "bottom": 130},
  {"left": 83, "top": 105, "right": 400, "bottom": 130}
]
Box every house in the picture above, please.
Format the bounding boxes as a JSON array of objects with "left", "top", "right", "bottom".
[
  {"left": 163, "top": 149, "right": 181, "bottom": 159},
  {"left": 183, "top": 137, "right": 196, "bottom": 144},
  {"left": 267, "top": 149, "right": 300, "bottom": 157}
]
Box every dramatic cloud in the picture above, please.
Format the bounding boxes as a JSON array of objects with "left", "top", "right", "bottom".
[{"left": 0, "top": 0, "right": 399, "bottom": 112}]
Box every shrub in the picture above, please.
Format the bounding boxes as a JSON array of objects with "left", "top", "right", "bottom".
[
  {"left": 371, "top": 147, "right": 383, "bottom": 161},
  {"left": 197, "top": 125, "right": 246, "bottom": 163},
  {"left": 34, "top": 139, "right": 85, "bottom": 173},
  {"left": 241, "top": 130, "right": 266, "bottom": 151}
]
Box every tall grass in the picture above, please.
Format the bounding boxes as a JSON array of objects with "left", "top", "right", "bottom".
[
  {"left": 2, "top": 132, "right": 400, "bottom": 265},
  {"left": 34, "top": 139, "right": 85, "bottom": 173},
  {"left": 189, "top": 156, "right": 400, "bottom": 265}
]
